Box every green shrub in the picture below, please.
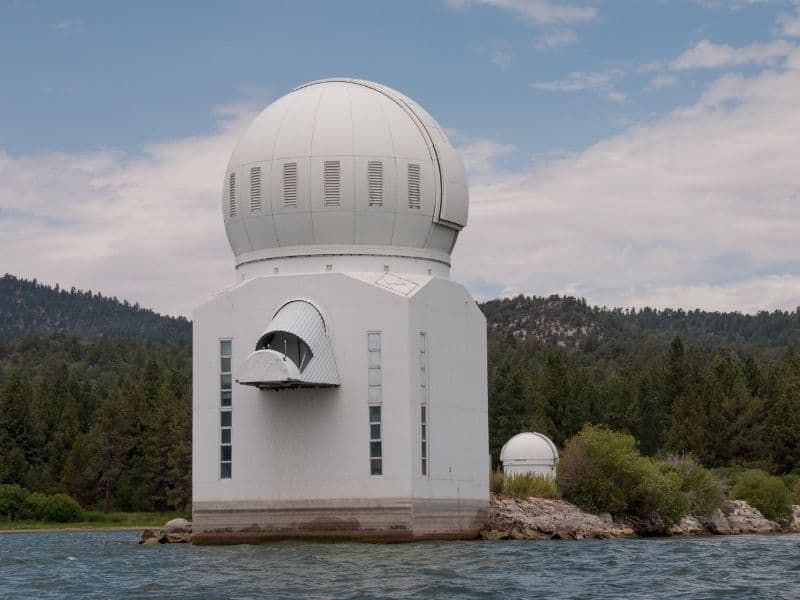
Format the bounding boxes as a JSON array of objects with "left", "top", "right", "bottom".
[
  {"left": 38, "top": 494, "right": 83, "bottom": 523},
  {"left": 490, "top": 469, "right": 505, "bottom": 494},
  {"left": 557, "top": 425, "right": 688, "bottom": 531},
  {"left": 503, "top": 473, "right": 558, "bottom": 500},
  {"left": 731, "top": 469, "right": 793, "bottom": 521},
  {"left": 665, "top": 454, "right": 727, "bottom": 516},
  {"left": 19, "top": 492, "right": 48, "bottom": 520},
  {"left": 0, "top": 484, "right": 30, "bottom": 519}
]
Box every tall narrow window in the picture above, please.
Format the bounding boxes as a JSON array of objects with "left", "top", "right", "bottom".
[
  {"left": 324, "top": 160, "right": 340, "bottom": 207},
  {"left": 283, "top": 162, "right": 298, "bottom": 208},
  {"left": 369, "top": 405, "right": 382, "bottom": 476},
  {"left": 368, "top": 332, "right": 382, "bottom": 475},
  {"left": 249, "top": 166, "right": 262, "bottom": 212},
  {"left": 220, "top": 339, "right": 232, "bottom": 479},
  {"left": 228, "top": 172, "right": 237, "bottom": 217},
  {"left": 419, "top": 332, "right": 428, "bottom": 476},
  {"left": 408, "top": 164, "right": 421, "bottom": 209},
  {"left": 368, "top": 161, "right": 383, "bottom": 206}
]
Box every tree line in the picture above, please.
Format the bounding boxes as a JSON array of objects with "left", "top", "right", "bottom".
[{"left": 0, "top": 334, "right": 191, "bottom": 512}]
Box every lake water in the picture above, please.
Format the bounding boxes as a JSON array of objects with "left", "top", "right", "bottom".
[{"left": 1, "top": 531, "right": 800, "bottom": 599}]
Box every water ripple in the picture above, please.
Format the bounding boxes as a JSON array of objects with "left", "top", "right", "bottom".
[{"left": 1, "top": 532, "right": 800, "bottom": 599}]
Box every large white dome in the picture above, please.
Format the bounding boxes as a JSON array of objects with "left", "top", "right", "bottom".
[{"left": 222, "top": 79, "right": 468, "bottom": 268}]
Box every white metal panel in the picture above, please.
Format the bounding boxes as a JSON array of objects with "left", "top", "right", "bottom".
[
  {"left": 243, "top": 214, "right": 278, "bottom": 250},
  {"left": 312, "top": 213, "right": 354, "bottom": 245},
  {"left": 273, "top": 213, "right": 313, "bottom": 246},
  {"left": 354, "top": 213, "right": 395, "bottom": 245},
  {"left": 392, "top": 213, "right": 434, "bottom": 247},
  {"left": 227, "top": 93, "right": 293, "bottom": 167},
  {"left": 271, "top": 86, "right": 323, "bottom": 159},
  {"left": 349, "top": 85, "right": 396, "bottom": 157},
  {"left": 310, "top": 85, "right": 354, "bottom": 157}
]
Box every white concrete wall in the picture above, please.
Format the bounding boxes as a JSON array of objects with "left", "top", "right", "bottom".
[
  {"left": 408, "top": 278, "right": 489, "bottom": 503},
  {"left": 193, "top": 271, "right": 488, "bottom": 509}
]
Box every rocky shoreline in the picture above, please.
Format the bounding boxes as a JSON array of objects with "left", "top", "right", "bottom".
[
  {"left": 481, "top": 493, "right": 800, "bottom": 540},
  {"left": 139, "top": 499, "right": 800, "bottom": 544}
]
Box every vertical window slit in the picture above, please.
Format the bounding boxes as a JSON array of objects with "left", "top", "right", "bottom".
[
  {"left": 324, "top": 160, "right": 340, "bottom": 207},
  {"left": 228, "top": 172, "right": 237, "bottom": 217},
  {"left": 283, "top": 162, "right": 298, "bottom": 208},
  {"left": 249, "top": 166, "right": 262, "bottom": 212},
  {"left": 408, "top": 164, "right": 421, "bottom": 209},
  {"left": 368, "top": 161, "right": 383, "bottom": 207}
]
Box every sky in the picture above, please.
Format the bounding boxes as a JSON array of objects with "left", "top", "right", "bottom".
[{"left": 2, "top": 0, "right": 800, "bottom": 317}]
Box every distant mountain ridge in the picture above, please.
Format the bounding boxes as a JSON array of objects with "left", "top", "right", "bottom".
[
  {"left": 481, "top": 294, "right": 800, "bottom": 351},
  {"left": 0, "top": 274, "right": 191, "bottom": 345},
  {"left": 2, "top": 273, "right": 799, "bottom": 351}
]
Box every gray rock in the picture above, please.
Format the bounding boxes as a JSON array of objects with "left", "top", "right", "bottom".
[
  {"left": 708, "top": 508, "right": 733, "bottom": 535},
  {"left": 726, "top": 500, "right": 780, "bottom": 534},
  {"left": 790, "top": 505, "right": 800, "bottom": 533},
  {"left": 670, "top": 516, "right": 704, "bottom": 536}
]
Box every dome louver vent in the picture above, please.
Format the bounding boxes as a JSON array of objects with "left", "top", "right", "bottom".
[
  {"left": 283, "top": 162, "right": 298, "bottom": 208},
  {"left": 368, "top": 161, "right": 383, "bottom": 207},
  {"left": 249, "top": 166, "right": 262, "bottom": 212},
  {"left": 228, "top": 173, "right": 237, "bottom": 217},
  {"left": 323, "top": 160, "right": 340, "bottom": 207},
  {"left": 408, "top": 164, "right": 421, "bottom": 209}
]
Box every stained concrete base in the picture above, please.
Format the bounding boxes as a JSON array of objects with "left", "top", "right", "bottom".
[{"left": 192, "top": 497, "right": 488, "bottom": 544}]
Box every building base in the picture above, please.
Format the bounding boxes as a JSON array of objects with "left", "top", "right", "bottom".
[{"left": 192, "top": 497, "right": 488, "bottom": 544}]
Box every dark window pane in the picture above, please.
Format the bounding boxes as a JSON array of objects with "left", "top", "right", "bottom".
[
  {"left": 220, "top": 340, "right": 232, "bottom": 356},
  {"left": 369, "top": 405, "right": 381, "bottom": 422},
  {"left": 370, "top": 441, "right": 382, "bottom": 458},
  {"left": 370, "top": 423, "right": 381, "bottom": 440},
  {"left": 220, "top": 462, "right": 232, "bottom": 479},
  {"left": 370, "top": 459, "right": 382, "bottom": 476},
  {"left": 221, "top": 446, "right": 232, "bottom": 462},
  {"left": 221, "top": 357, "right": 231, "bottom": 373},
  {"left": 421, "top": 460, "right": 427, "bottom": 476},
  {"left": 421, "top": 406, "right": 426, "bottom": 421},
  {"left": 221, "top": 429, "right": 231, "bottom": 444},
  {"left": 421, "top": 441, "right": 427, "bottom": 457},
  {"left": 421, "top": 424, "right": 426, "bottom": 439},
  {"left": 221, "top": 411, "right": 232, "bottom": 427},
  {"left": 221, "top": 373, "right": 232, "bottom": 390},
  {"left": 221, "top": 390, "right": 232, "bottom": 406}
]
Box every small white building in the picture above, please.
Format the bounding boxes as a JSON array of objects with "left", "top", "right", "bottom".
[
  {"left": 191, "top": 79, "right": 489, "bottom": 543},
  {"left": 500, "top": 432, "right": 559, "bottom": 479}
]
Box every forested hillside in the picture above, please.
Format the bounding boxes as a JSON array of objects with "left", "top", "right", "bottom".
[
  {"left": 0, "top": 274, "right": 191, "bottom": 344},
  {"left": 1, "top": 277, "right": 799, "bottom": 512}
]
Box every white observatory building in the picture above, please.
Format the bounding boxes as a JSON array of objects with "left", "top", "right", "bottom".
[
  {"left": 500, "top": 433, "right": 559, "bottom": 479},
  {"left": 192, "top": 78, "right": 489, "bottom": 542}
]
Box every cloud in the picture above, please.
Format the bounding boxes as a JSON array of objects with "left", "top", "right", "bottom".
[
  {"left": 650, "top": 74, "right": 679, "bottom": 88},
  {"left": 534, "top": 29, "right": 577, "bottom": 49},
  {"left": 779, "top": 4, "right": 800, "bottom": 36},
  {"left": 530, "top": 69, "right": 627, "bottom": 101},
  {"left": 491, "top": 48, "right": 513, "bottom": 71},
  {"left": 450, "top": 64, "right": 800, "bottom": 313},
  {"left": 444, "top": 0, "right": 596, "bottom": 25},
  {"left": 451, "top": 134, "right": 517, "bottom": 177},
  {"left": 49, "top": 18, "right": 84, "bottom": 31},
  {"left": 670, "top": 39, "right": 795, "bottom": 70},
  {"left": 0, "top": 105, "right": 257, "bottom": 317}
]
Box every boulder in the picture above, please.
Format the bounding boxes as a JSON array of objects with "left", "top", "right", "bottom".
[
  {"left": 707, "top": 508, "right": 734, "bottom": 535},
  {"left": 139, "top": 518, "right": 193, "bottom": 544},
  {"left": 725, "top": 500, "right": 780, "bottom": 534},
  {"left": 480, "top": 493, "right": 634, "bottom": 541},
  {"left": 669, "top": 516, "right": 705, "bottom": 536},
  {"left": 139, "top": 528, "right": 166, "bottom": 545}
]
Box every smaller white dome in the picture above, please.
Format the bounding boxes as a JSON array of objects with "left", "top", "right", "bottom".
[{"left": 500, "top": 432, "right": 559, "bottom": 467}]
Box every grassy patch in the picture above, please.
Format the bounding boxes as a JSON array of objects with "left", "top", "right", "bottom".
[{"left": 0, "top": 511, "right": 189, "bottom": 531}]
